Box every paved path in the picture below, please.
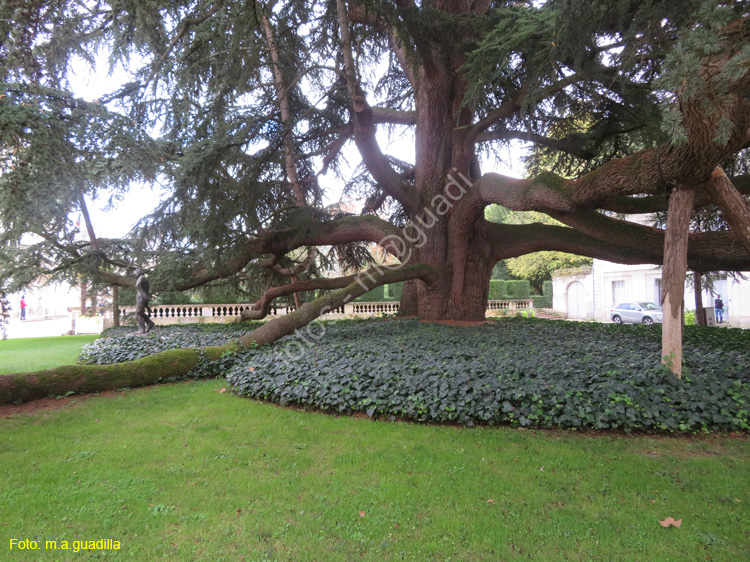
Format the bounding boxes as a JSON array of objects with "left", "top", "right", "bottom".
[{"left": 3, "top": 316, "right": 74, "bottom": 339}]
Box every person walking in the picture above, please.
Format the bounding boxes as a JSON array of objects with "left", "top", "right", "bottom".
[
  {"left": 714, "top": 294, "right": 724, "bottom": 324},
  {"left": 20, "top": 295, "right": 26, "bottom": 320}
]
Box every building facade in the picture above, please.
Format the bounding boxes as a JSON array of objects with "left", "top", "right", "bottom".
[{"left": 552, "top": 260, "right": 747, "bottom": 327}]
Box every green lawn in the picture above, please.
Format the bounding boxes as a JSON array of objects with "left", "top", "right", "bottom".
[
  {"left": 0, "top": 335, "right": 99, "bottom": 375},
  {"left": 1, "top": 380, "right": 748, "bottom": 561}
]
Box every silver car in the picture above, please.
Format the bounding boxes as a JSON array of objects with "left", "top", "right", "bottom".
[{"left": 610, "top": 302, "right": 663, "bottom": 325}]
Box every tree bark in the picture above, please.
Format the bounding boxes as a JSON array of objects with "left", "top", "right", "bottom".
[
  {"left": 661, "top": 185, "right": 696, "bottom": 378},
  {"left": 240, "top": 271, "right": 366, "bottom": 321},
  {"left": 261, "top": 10, "right": 306, "bottom": 206},
  {"left": 80, "top": 280, "right": 88, "bottom": 313},
  {"left": 703, "top": 167, "right": 750, "bottom": 256},
  {"left": 0, "top": 345, "right": 232, "bottom": 406},
  {"left": 694, "top": 272, "right": 705, "bottom": 326},
  {"left": 113, "top": 285, "right": 120, "bottom": 327}
]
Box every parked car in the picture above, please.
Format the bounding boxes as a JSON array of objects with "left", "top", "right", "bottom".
[{"left": 610, "top": 302, "right": 663, "bottom": 325}]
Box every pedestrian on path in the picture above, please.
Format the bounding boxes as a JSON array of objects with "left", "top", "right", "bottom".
[
  {"left": 714, "top": 295, "right": 724, "bottom": 324},
  {"left": 20, "top": 295, "right": 26, "bottom": 320}
]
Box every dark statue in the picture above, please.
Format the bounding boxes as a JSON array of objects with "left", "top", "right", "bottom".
[{"left": 134, "top": 268, "right": 155, "bottom": 335}]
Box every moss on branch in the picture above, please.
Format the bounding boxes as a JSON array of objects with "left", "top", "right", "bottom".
[{"left": 0, "top": 344, "right": 237, "bottom": 406}]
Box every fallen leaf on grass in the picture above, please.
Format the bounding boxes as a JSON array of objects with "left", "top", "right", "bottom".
[
  {"left": 659, "top": 517, "right": 682, "bottom": 528},
  {"left": 359, "top": 511, "right": 366, "bottom": 517},
  {"left": 215, "top": 387, "right": 227, "bottom": 393}
]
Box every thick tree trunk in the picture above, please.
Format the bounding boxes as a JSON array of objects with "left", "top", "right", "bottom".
[
  {"left": 661, "top": 185, "right": 695, "bottom": 378},
  {"left": 401, "top": 219, "right": 493, "bottom": 322},
  {"left": 399, "top": 54, "right": 490, "bottom": 322},
  {"left": 398, "top": 279, "right": 420, "bottom": 317}
]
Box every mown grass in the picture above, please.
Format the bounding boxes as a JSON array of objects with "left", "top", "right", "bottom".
[
  {"left": 1, "top": 379, "right": 748, "bottom": 561},
  {"left": 0, "top": 335, "right": 99, "bottom": 375}
]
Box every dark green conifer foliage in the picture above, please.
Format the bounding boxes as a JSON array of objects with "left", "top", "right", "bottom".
[{"left": 0, "top": 0, "right": 748, "bottom": 332}]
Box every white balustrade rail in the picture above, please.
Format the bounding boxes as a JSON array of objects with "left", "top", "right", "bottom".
[
  {"left": 118, "top": 299, "right": 532, "bottom": 325},
  {"left": 486, "top": 299, "right": 533, "bottom": 311}
]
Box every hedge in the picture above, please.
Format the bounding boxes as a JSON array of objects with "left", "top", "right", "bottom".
[
  {"left": 504, "top": 280, "right": 531, "bottom": 299},
  {"left": 543, "top": 280, "right": 553, "bottom": 297},
  {"left": 489, "top": 280, "right": 506, "bottom": 299},
  {"left": 532, "top": 294, "right": 552, "bottom": 308}
]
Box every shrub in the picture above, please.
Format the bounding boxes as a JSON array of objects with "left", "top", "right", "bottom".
[
  {"left": 78, "top": 323, "right": 260, "bottom": 366},
  {"left": 489, "top": 280, "right": 506, "bottom": 300},
  {"left": 504, "top": 280, "right": 531, "bottom": 299},
  {"left": 543, "top": 280, "right": 553, "bottom": 296},
  {"left": 531, "top": 295, "right": 552, "bottom": 308},
  {"left": 156, "top": 291, "right": 192, "bottom": 305},
  {"left": 118, "top": 287, "right": 137, "bottom": 306}
]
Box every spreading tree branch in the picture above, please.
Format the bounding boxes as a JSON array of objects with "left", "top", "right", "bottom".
[
  {"left": 703, "top": 167, "right": 750, "bottom": 256},
  {"left": 238, "top": 262, "right": 436, "bottom": 346},
  {"left": 90, "top": 214, "right": 403, "bottom": 291},
  {"left": 241, "top": 269, "right": 364, "bottom": 320},
  {"left": 336, "top": 0, "right": 420, "bottom": 214}
]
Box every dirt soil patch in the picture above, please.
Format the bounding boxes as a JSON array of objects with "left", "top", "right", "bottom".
[{"left": 0, "top": 391, "right": 117, "bottom": 418}]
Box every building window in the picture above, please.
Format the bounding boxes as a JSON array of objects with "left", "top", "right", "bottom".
[
  {"left": 612, "top": 280, "right": 625, "bottom": 305},
  {"left": 654, "top": 278, "right": 662, "bottom": 305}
]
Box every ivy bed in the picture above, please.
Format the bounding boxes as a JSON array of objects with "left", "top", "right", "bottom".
[{"left": 79, "top": 318, "right": 750, "bottom": 433}]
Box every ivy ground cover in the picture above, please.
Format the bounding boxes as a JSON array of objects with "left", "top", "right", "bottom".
[{"left": 81, "top": 319, "right": 750, "bottom": 433}]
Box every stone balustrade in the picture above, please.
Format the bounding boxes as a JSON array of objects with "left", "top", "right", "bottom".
[
  {"left": 117, "top": 299, "right": 532, "bottom": 325},
  {"left": 486, "top": 299, "right": 533, "bottom": 311}
]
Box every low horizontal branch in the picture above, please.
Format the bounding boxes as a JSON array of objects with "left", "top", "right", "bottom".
[
  {"left": 241, "top": 271, "right": 364, "bottom": 320},
  {"left": 239, "top": 262, "right": 436, "bottom": 346},
  {"left": 0, "top": 345, "right": 232, "bottom": 406}
]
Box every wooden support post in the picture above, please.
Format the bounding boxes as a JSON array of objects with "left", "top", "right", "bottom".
[{"left": 661, "top": 185, "right": 695, "bottom": 378}]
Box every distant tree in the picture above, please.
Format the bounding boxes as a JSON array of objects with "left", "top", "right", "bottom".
[
  {"left": 485, "top": 206, "right": 591, "bottom": 293},
  {"left": 507, "top": 252, "right": 591, "bottom": 295}
]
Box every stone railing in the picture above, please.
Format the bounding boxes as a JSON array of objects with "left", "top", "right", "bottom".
[
  {"left": 117, "top": 299, "right": 532, "bottom": 325},
  {"left": 487, "top": 299, "right": 533, "bottom": 311},
  {"left": 349, "top": 302, "right": 400, "bottom": 315},
  {"left": 118, "top": 302, "right": 348, "bottom": 325}
]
